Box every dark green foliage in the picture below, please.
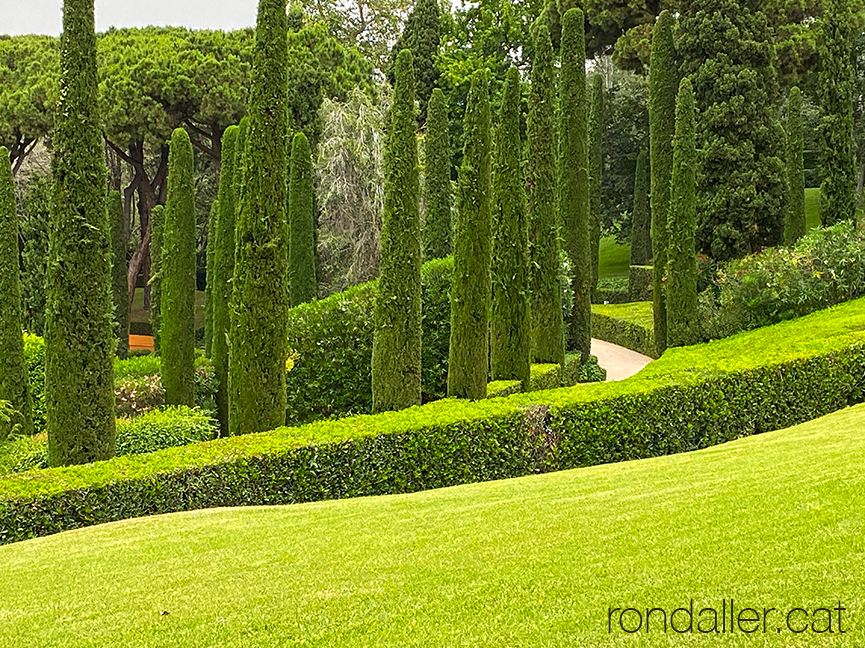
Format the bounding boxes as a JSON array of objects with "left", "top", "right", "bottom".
[
  {"left": 628, "top": 265, "right": 653, "bottom": 302},
  {"left": 22, "top": 334, "right": 46, "bottom": 431},
  {"left": 114, "top": 407, "right": 217, "bottom": 456},
  {"left": 785, "top": 87, "right": 807, "bottom": 245},
  {"left": 212, "top": 125, "right": 239, "bottom": 435},
  {"left": 45, "top": 0, "right": 115, "bottom": 466},
  {"left": 629, "top": 149, "right": 651, "bottom": 266},
  {"left": 679, "top": 0, "right": 786, "bottom": 260},
  {"left": 0, "top": 149, "right": 33, "bottom": 440},
  {"left": 648, "top": 9, "right": 676, "bottom": 356},
  {"left": 819, "top": 0, "right": 857, "bottom": 225},
  {"left": 588, "top": 73, "right": 604, "bottom": 291},
  {"left": 448, "top": 70, "right": 492, "bottom": 400},
  {"left": 149, "top": 205, "right": 164, "bottom": 356},
  {"left": 108, "top": 191, "right": 129, "bottom": 360},
  {"left": 423, "top": 88, "right": 452, "bottom": 260},
  {"left": 388, "top": 0, "right": 441, "bottom": 123},
  {"left": 527, "top": 20, "right": 564, "bottom": 366},
  {"left": 19, "top": 174, "right": 50, "bottom": 336},
  {"left": 372, "top": 50, "right": 422, "bottom": 413},
  {"left": 666, "top": 78, "right": 699, "bottom": 348},
  {"left": 204, "top": 199, "right": 219, "bottom": 358},
  {"left": 288, "top": 131, "right": 316, "bottom": 307},
  {"left": 594, "top": 277, "right": 630, "bottom": 304},
  {"left": 161, "top": 128, "right": 196, "bottom": 407},
  {"left": 559, "top": 9, "right": 591, "bottom": 362},
  {"left": 490, "top": 66, "right": 530, "bottom": 391},
  {"left": 229, "top": 0, "right": 290, "bottom": 436}
]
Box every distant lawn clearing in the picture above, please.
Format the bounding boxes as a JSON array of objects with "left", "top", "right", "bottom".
[
  {"left": 1, "top": 404, "right": 863, "bottom": 646},
  {"left": 598, "top": 235, "right": 630, "bottom": 278}
]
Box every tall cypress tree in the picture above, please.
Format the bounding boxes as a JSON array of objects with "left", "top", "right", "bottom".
[
  {"left": 230, "top": 0, "right": 290, "bottom": 436},
  {"left": 161, "top": 127, "right": 196, "bottom": 407},
  {"left": 45, "top": 0, "right": 115, "bottom": 466},
  {"left": 0, "top": 148, "right": 34, "bottom": 440},
  {"left": 528, "top": 19, "right": 564, "bottom": 366},
  {"left": 212, "top": 125, "right": 239, "bottom": 435},
  {"left": 150, "top": 204, "right": 164, "bottom": 355},
  {"left": 629, "top": 148, "right": 651, "bottom": 266},
  {"left": 666, "top": 78, "right": 699, "bottom": 348},
  {"left": 491, "top": 66, "right": 531, "bottom": 390},
  {"left": 372, "top": 50, "right": 422, "bottom": 412},
  {"left": 204, "top": 199, "right": 219, "bottom": 358},
  {"left": 648, "top": 9, "right": 676, "bottom": 356},
  {"left": 588, "top": 72, "right": 605, "bottom": 292},
  {"left": 819, "top": 0, "right": 857, "bottom": 225},
  {"left": 108, "top": 190, "right": 129, "bottom": 359},
  {"left": 423, "top": 87, "right": 452, "bottom": 259},
  {"left": 388, "top": 0, "right": 441, "bottom": 123},
  {"left": 559, "top": 8, "right": 591, "bottom": 363},
  {"left": 448, "top": 69, "right": 492, "bottom": 400},
  {"left": 288, "top": 131, "right": 317, "bottom": 307},
  {"left": 785, "top": 86, "right": 806, "bottom": 245}
]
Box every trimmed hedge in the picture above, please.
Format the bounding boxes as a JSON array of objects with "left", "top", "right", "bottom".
[
  {"left": 593, "top": 277, "right": 629, "bottom": 304},
  {"left": 591, "top": 302, "right": 657, "bottom": 358},
  {"left": 488, "top": 354, "right": 606, "bottom": 398},
  {"left": 2, "top": 298, "right": 865, "bottom": 543}
]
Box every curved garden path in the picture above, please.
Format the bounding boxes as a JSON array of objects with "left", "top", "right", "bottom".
[{"left": 591, "top": 338, "right": 653, "bottom": 382}]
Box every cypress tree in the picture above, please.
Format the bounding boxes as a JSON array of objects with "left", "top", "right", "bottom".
[
  {"left": 448, "top": 69, "right": 492, "bottom": 400},
  {"left": 150, "top": 204, "right": 164, "bottom": 355},
  {"left": 666, "top": 78, "right": 699, "bottom": 348},
  {"left": 288, "top": 131, "right": 316, "bottom": 307},
  {"left": 423, "top": 87, "right": 452, "bottom": 259},
  {"left": 588, "top": 72, "right": 605, "bottom": 291},
  {"left": 212, "top": 125, "right": 239, "bottom": 434},
  {"left": 372, "top": 49, "right": 422, "bottom": 412},
  {"left": 204, "top": 199, "right": 219, "bottom": 357},
  {"left": 161, "top": 128, "right": 196, "bottom": 407},
  {"left": 559, "top": 8, "right": 591, "bottom": 362},
  {"left": 819, "top": 0, "right": 857, "bottom": 225},
  {"left": 528, "top": 19, "right": 564, "bottom": 366},
  {"left": 45, "top": 0, "right": 115, "bottom": 466},
  {"left": 491, "top": 66, "right": 531, "bottom": 390},
  {"left": 785, "top": 86, "right": 806, "bottom": 245},
  {"left": 0, "top": 148, "right": 34, "bottom": 440},
  {"left": 108, "top": 190, "right": 129, "bottom": 359},
  {"left": 648, "top": 9, "right": 676, "bottom": 356},
  {"left": 388, "top": 0, "right": 441, "bottom": 123},
  {"left": 230, "top": 0, "right": 290, "bottom": 436},
  {"left": 629, "top": 148, "right": 651, "bottom": 266}
]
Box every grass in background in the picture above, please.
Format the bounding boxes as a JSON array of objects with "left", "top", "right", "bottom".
[
  {"left": 598, "top": 235, "right": 631, "bottom": 278},
  {"left": 804, "top": 187, "right": 821, "bottom": 231},
  {"left": 592, "top": 301, "right": 654, "bottom": 331}
]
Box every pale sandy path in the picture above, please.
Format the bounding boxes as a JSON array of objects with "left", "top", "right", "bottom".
[{"left": 591, "top": 338, "right": 653, "bottom": 382}]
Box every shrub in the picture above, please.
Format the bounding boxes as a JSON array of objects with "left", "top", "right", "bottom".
[
  {"left": 22, "top": 334, "right": 46, "bottom": 432},
  {"left": 593, "top": 277, "right": 630, "bottom": 304},
  {"left": 0, "top": 433, "right": 48, "bottom": 475},
  {"left": 591, "top": 302, "right": 657, "bottom": 358},
  {"left": 115, "top": 407, "right": 217, "bottom": 456},
  {"left": 627, "top": 266, "right": 653, "bottom": 302}
]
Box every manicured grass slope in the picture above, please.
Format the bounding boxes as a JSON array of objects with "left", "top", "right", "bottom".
[
  {"left": 598, "top": 234, "right": 630, "bottom": 278},
  {"left": 1, "top": 404, "right": 863, "bottom": 647}
]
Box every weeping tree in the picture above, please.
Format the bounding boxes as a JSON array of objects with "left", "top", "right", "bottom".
[
  {"left": 45, "top": 0, "right": 115, "bottom": 466},
  {"left": 149, "top": 204, "right": 164, "bottom": 355},
  {"left": 588, "top": 72, "right": 604, "bottom": 291},
  {"left": 423, "top": 87, "right": 452, "bottom": 260},
  {"left": 629, "top": 148, "right": 651, "bottom": 266},
  {"left": 448, "top": 69, "right": 492, "bottom": 400},
  {"left": 288, "top": 131, "right": 317, "bottom": 307},
  {"left": 785, "top": 86, "right": 806, "bottom": 245}
]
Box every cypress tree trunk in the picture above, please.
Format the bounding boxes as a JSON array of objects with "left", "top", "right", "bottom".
[
  {"left": 491, "top": 66, "right": 531, "bottom": 391},
  {"left": 666, "top": 78, "right": 699, "bottom": 348},
  {"left": 448, "top": 69, "right": 492, "bottom": 400},
  {"left": 46, "top": 0, "right": 115, "bottom": 466},
  {"left": 559, "top": 8, "right": 591, "bottom": 363},
  {"left": 649, "top": 9, "right": 676, "bottom": 356},
  {"left": 588, "top": 72, "right": 604, "bottom": 293},
  {"left": 161, "top": 128, "right": 196, "bottom": 407},
  {"left": 204, "top": 199, "right": 219, "bottom": 358},
  {"left": 819, "top": 0, "right": 857, "bottom": 225},
  {"left": 785, "top": 86, "right": 806, "bottom": 245},
  {"left": 423, "top": 87, "right": 452, "bottom": 260},
  {"left": 108, "top": 190, "right": 129, "bottom": 359},
  {"left": 0, "top": 147, "right": 34, "bottom": 440},
  {"left": 229, "top": 0, "right": 290, "bottom": 436},
  {"left": 372, "top": 49, "right": 422, "bottom": 412},
  {"left": 288, "top": 131, "right": 317, "bottom": 307},
  {"left": 212, "top": 125, "right": 239, "bottom": 435},
  {"left": 629, "top": 148, "right": 651, "bottom": 266},
  {"left": 528, "top": 19, "right": 564, "bottom": 366},
  {"left": 150, "top": 204, "right": 164, "bottom": 356}
]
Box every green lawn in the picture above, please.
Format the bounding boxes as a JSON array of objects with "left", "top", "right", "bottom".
[
  {"left": 592, "top": 301, "right": 654, "bottom": 331},
  {"left": 598, "top": 235, "right": 631, "bottom": 278},
  {"left": 1, "top": 403, "right": 862, "bottom": 646},
  {"left": 804, "top": 186, "right": 821, "bottom": 231}
]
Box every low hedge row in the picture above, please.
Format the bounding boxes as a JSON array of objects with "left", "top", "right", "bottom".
[
  {"left": 593, "top": 277, "right": 629, "bottom": 304},
  {"left": 487, "top": 354, "right": 606, "bottom": 398},
  {"left": 591, "top": 302, "right": 657, "bottom": 358},
  {"left": 2, "top": 298, "right": 864, "bottom": 543}
]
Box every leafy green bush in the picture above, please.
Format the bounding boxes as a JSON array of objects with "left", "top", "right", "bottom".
[
  {"left": 0, "top": 433, "right": 47, "bottom": 474},
  {"left": 22, "top": 334, "right": 45, "bottom": 432},
  {"left": 627, "top": 265, "right": 653, "bottom": 301},
  {"left": 593, "top": 277, "right": 629, "bottom": 304},
  {"left": 115, "top": 407, "right": 217, "bottom": 455}
]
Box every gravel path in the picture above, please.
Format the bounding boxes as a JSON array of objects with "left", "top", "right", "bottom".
[{"left": 591, "top": 338, "right": 653, "bottom": 382}]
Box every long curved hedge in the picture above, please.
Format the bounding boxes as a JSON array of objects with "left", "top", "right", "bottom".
[{"left": 2, "top": 297, "right": 865, "bottom": 544}]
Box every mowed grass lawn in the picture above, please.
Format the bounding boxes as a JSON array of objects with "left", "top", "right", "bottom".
[{"left": 1, "top": 405, "right": 863, "bottom": 647}]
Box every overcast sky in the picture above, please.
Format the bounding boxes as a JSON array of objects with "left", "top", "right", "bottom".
[{"left": 0, "top": 0, "right": 260, "bottom": 36}]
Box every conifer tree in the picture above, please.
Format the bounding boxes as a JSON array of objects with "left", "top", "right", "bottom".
[
  {"left": 230, "top": 0, "right": 290, "bottom": 436},
  {"left": 559, "top": 8, "right": 591, "bottom": 362},
  {"left": 204, "top": 199, "right": 219, "bottom": 357},
  {"left": 108, "top": 190, "right": 129, "bottom": 359},
  {"left": 0, "top": 148, "right": 33, "bottom": 440},
  {"left": 785, "top": 86, "right": 806, "bottom": 245},
  {"left": 666, "top": 78, "right": 699, "bottom": 348},
  {"left": 588, "top": 72, "right": 605, "bottom": 291},
  {"left": 372, "top": 50, "right": 422, "bottom": 412},
  {"left": 448, "top": 69, "right": 492, "bottom": 400},
  {"left": 648, "top": 9, "right": 676, "bottom": 356},
  {"left": 491, "top": 66, "right": 531, "bottom": 390},
  {"left": 288, "top": 131, "right": 316, "bottom": 306},
  {"left": 388, "top": 0, "right": 441, "bottom": 123},
  {"left": 423, "top": 87, "right": 452, "bottom": 259},
  {"left": 150, "top": 204, "right": 164, "bottom": 355},
  {"left": 161, "top": 127, "right": 196, "bottom": 407},
  {"left": 629, "top": 149, "right": 651, "bottom": 266},
  {"left": 528, "top": 19, "right": 564, "bottom": 366}
]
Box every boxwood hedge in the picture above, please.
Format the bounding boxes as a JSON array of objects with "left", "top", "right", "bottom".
[{"left": 591, "top": 302, "right": 657, "bottom": 358}]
